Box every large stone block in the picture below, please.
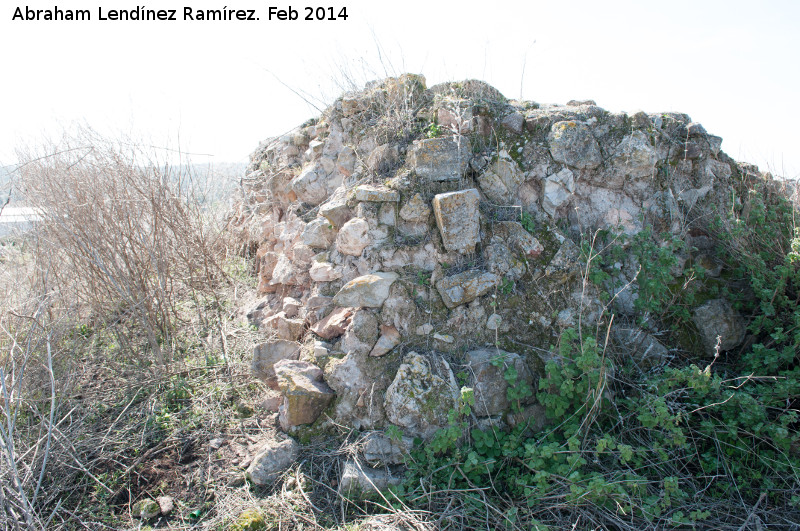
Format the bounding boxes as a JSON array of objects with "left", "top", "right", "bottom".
[
  {"left": 274, "top": 360, "right": 335, "bottom": 430},
  {"left": 436, "top": 270, "right": 498, "bottom": 309},
  {"left": 548, "top": 121, "right": 602, "bottom": 170},
  {"left": 333, "top": 272, "right": 399, "bottom": 308},
  {"left": 408, "top": 136, "right": 470, "bottom": 181},
  {"left": 432, "top": 188, "right": 480, "bottom": 254},
  {"left": 252, "top": 339, "right": 301, "bottom": 388}
]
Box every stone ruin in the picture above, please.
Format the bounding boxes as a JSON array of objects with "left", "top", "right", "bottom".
[{"left": 231, "top": 74, "right": 761, "bottom": 491}]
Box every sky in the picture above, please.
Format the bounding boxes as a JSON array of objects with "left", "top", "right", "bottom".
[{"left": 2, "top": 0, "right": 799, "bottom": 178}]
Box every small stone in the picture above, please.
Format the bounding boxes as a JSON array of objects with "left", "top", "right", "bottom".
[
  {"left": 319, "top": 189, "right": 353, "bottom": 230},
  {"left": 542, "top": 167, "right": 576, "bottom": 216},
  {"left": 290, "top": 165, "right": 328, "bottom": 206},
  {"left": 333, "top": 272, "right": 399, "bottom": 308},
  {"left": 252, "top": 340, "right": 301, "bottom": 388},
  {"left": 209, "top": 437, "right": 225, "bottom": 449},
  {"left": 408, "top": 136, "right": 470, "bottom": 181},
  {"left": 336, "top": 218, "right": 371, "bottom": 256},
  {"left": 310, "top": 261, "right": 342, "bottom": 282},
  {"left": 259, "top": 390, "right": 283, "bottom": 412},
  {"left": 433, "top": 333, "right": 454, "bottom": 343},
  {"left": 246, "top": 438, "right": 299, "bottom": 486},
  {"left": 435, "top": 270, "right": 499, "bottom": 309},
  {"left": 338, "top": 460, "right": 402, "bottom": 498},
  {"left": 274, "top": 360, "right": 335, "bottom": 429},
  {"left": 433, "top": 189, "right": 481, "bottom": 254},
  {"left": 416, "top": 323, "right": 434, "bottom": 335},
  {"left": 156, "top": 496, "right": 174, "bottom": 516},
  {"left": 486, "top": 313, "right": 502, "bottom": 330},
  {"left": 692, "top": 298, "right": 746, "bottom": 355},
  {"left": 263, "top": 312, "right": 305, "bottom": 341},
  {"left": 465, "top": 349, "right": 534, "bottom": 416},
  {"left": 369, "top": 325, "right": 401, "bottom": 357},
  {"left": 362, "top": 431, "right": 414, "bottom": 466},
  {"left": 399, "top": 193, "right": 432, "bottom": 223},
  {"left": 301, "top": 217, "right": 336, "bottom": 249},
  {"left": 310, "top": 307, "right": 353, "bottom": 340},
  {"left": 548, "top": 121, "right": 602, "bottom": 170},
  {"left": 501, "top": 112, "right": 524, "bottom": 134},
  {"left": 355, "top": 185, "right": 400, "bottom": 202},
  {"left": 132, "top": 499, "right": 161, "bottom": 521},
  {"left": 477, "top": 155, "right": 525, "bottom": 203},
  {"left": 282, "top": 297, "right": 302, "bottom": 318},
  {"left": 687, "top": 122, "right": 707, "bottom": 136},
  {"left": 384, "top": 353, "right": 458, "bottom": 438}
]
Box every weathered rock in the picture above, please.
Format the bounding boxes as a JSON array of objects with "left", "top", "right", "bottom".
[
  {"left": 399, "top": 193, "right": 431, "bottom": 223},
  {"left": 282, "top": 297, "right": 302, "bottom": 318},
  {"left": 465, "top": 349, "right": 534, "bottom": 416},
  {"left": 319, "top": 189, "right": 352, "bottom": 230},
  {"left": 384, "top": 352, "right": 458, "bottom": 438},
  {"left": 491, "top": 221, "right": 543, "bottom": 258},
  {"left": 263, "top": 312, "right": 305, "bottom": 341},
  {"left": 336, "top": 218, "right": 371, "bottom": 256},
  {"left": 301, "top": 217, "right": 336, "bottom": 249},
  {"left": 132, "top": 499, "right": 161, "bottom": 520},
  {"left": 246, "top": 438, "right": 299, "bottom": 486},
  {"left": 341, "top": 309, "right": 380, "bottom": 356},
  {"left": 543, "top": 167, "right": 576, "bottom": 216},
  {"left": 692, "top": 298, "right": 746, "bottom": 354},
  {"left": 432, "top": 189, "right": 481, "bottom": 254},
  {"left": 548, "top": 121, "right": 602, "bottom": 170},
  {"left": 274, "top": 360, "right": 335, "bottom": 429},
  {"left": 310, "top": 307, "right": 353, "bottom": 340},
  {"left": 338, "top": 460, "right": 402, "bottom": 498},
  {"left": 309, "top": 261, "right": 342, "bottom": 282},
  {"left": 380, "top": 283, "right": 421, "bottom": 334},
  {"left": 501, "top": 112, "right": 524, "bottom": 134},
  {"left": 436, "top": 270, "right": 499, "bottom": 309},
  {"left": 361, "top": 431, "right": 414, "bottom": 466},
  {"left": 370, "top": 325, "right": 401, "bottom": 357},
  {"left": 355, "top": 185, "right": 400, "bottom": 202},
  {"left": 291, "top": 165, "right": 328, "bottom": 205},
  {"left": 613, "top": 326, "right": 670, "bottom": 368},
  {"left": 609, "top": 131, "right": 658, "bottom": 181},
  {"left": 477, "top": 154, "right": 525, "bottom": 203},
  {"left": 156, "top": 496, "right": 174, "bottom": 516},
  {"left": 252, "top": 340, "right": 301, "bottom": 388},
  {"left": 408, "top": 136, "right": 471, "bottom": 181},
  {"left": 269, "top": 255, "right": 296, "bottom": 286},
  {"left": 486, "top": 313, "right": 502, "bottom": 330},
  {"left": 333, "top": 272, "right": 399, "bottom": 308}
]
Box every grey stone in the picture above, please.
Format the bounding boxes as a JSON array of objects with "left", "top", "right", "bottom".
[
  {"left": 355, "top": 185, "right": 400, "bottom": 203},
  {"left": 246, "top": 438, "right": 299, "bottom": 486},
  {"left": 336, "top": 218, "right": 371, "bottom": 256},
  {"left": 465, "top": 349, "right": 534, "bottom": 416},
  {"left": 692, "top": 298, "right": 746, "bottom": 355},
  {"left": 408, "top": 136, "right": 471, "bottom": 181},
  {"left": 309, "top": 261, "right": 342, "bottom": 282},
  {"left": 543, "top": 167, "right": 575, "bottom": 216},
  {"left": 399, "top": 193, "right": 431, "bottom": 223},
  {"left": 384, "top": 352, "right": 458, "bottom": 438},
  {"left": 370, "top": 325, "right": 401, "bottom": 357},
  {"left": 338, "top": 460, "right": 402, "bottom": 498},
  {"left": 613, "top": 326, "right": 670, "bottom": 368},
  {"left": 548, "top": 121, "right": 602, "bottom": 170},
  {"left": 301, "top": 217, "right": 336, "bottom": 249},
  {"left": 477, "top": 155, "right": 525, "bottom": 203},
  {"left": 501, "top": 112, "right": 525, "bottom": 134},
  {"left": 433, "top": 189, "right": 480, "bottom": 254},
  {"left": 362, "top": 431, "right": 413, "bottom": 466},
  {"left": 274, "top": 360, "right": 335, "bottom": 429},
  {"left": 436, "top": 270, "right": 499, "bottom": 309},
  {"left": 333, "top": 272, "right": 399, "bottom": 308},
  {"left": 319, "top": 188, "right": 353, "bottom": 230},
  {"left": 252, "top": 340, "right": 301, "bottom": 388}
]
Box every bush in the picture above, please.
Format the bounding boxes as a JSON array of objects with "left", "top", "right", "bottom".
[{"left": 16, "top": 127, "right": 230, "bottom": 364}]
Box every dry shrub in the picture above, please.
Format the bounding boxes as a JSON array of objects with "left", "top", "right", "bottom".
[{"left": 16, "top": 127, "right": 230, "bottom": 365}]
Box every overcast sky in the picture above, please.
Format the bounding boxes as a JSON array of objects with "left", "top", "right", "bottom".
[{"left": 2, "top": 0, "right": 798, "bottom": 178}]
